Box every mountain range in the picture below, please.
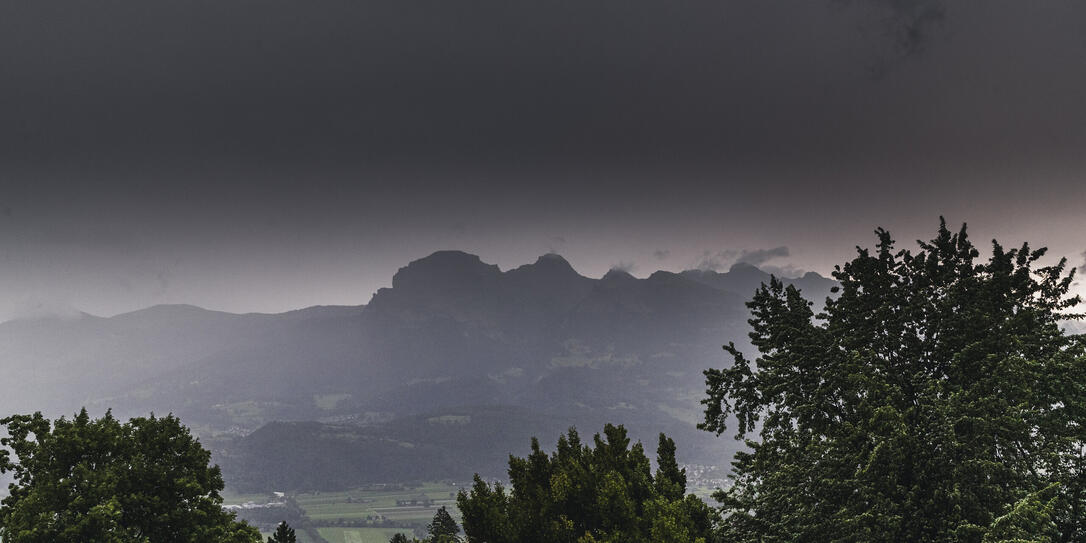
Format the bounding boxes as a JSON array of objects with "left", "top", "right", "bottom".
[{"left": 0, "top": 251, "right": 836, "bottom": 490}]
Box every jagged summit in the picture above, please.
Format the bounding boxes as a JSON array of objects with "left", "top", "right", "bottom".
[
  {"left": 601, "top": 268, "right": 636, "bottom": 282},
  {"left": 399, "top": 250, "right": 498, "bottom": 273},
  {"left": 390, "top": 250, "right": 502, "bottom": 291},
  {"left": 728, "top": 261, "right": 760, "bottom": 272},
  {"left": 536, "top": 252, "right": 570, "bottom": 265},
  {"left": 378, "top": 250, "right": 835, "bottom": 306},
  {"left": 509, "top": 252, "right": 580, "bottom": 278}
]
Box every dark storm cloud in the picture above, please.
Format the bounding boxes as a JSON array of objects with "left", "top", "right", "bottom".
[
  {"left": 879, "top": 0, "right": 946, "bottom": 55},
  {"left": 1, "top": 0, "right": 1042, "bottom": 176},
  {"left": 653, "top": 250, "right": 670, "bottom": 261},
  {"left": 840, "top": 0, "right": 947, "bottom": 63},
  {"left": 2, "top": 0, "right": 1084, "bottom": 197},
  {"left": 2, "top": 1, "right": 1086, "bottom": 318}
]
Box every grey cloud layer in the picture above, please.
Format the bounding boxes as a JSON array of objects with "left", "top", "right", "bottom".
[
  {"left": 695, "top": 247, "right": 791, "bottom": 271},
  {"left": 2, "top": 1, "right": 1086, "bottom": 317},
  {"left": 6, "top": 0, "right": 1082, "bottom": 176}
]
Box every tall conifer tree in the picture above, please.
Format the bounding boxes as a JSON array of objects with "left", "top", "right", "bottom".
[{"left": 268, "top": 521, "right": 296, "bottom": 543}]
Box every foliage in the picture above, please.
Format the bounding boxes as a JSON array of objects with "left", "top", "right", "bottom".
[
  {"left": 701, "top": 219, "right": 1086, "bottom": 542},
  {"left": 0, "top": 409, "right": 261, "bottom": 543},
  {"left": 428, "top": 506, "right": 461, "bottom": 541},
  {"left": 268, "top": 521, "right": 297, "bottom": 543},
  {"left": 386, "top": 506, "right": 462, "bottom": 543},
  {"left": 456, "top": 424, "right": 719, "bottom": 543}
]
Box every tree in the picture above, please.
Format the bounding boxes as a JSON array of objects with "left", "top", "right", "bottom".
[
  {"left": 456, "top": 424, "right": 719, "bottom": 543},
  {"left": 0, "top": 409, "right": 261, "bottom": 543},
  {"left": 428, "top": 506, "right": 461, "bottom": 541},
  {"left": 389, "top": 534, "right": 413, "bottom": 543},
  {"left": 701, "top": 219, "right": 1086, "bottom": 542},
  {"left": 268, "top": 521, "right": 297, "bottom": 543},
  {"left": 653, "top": 434, "right": 686, "bottom": 502}
]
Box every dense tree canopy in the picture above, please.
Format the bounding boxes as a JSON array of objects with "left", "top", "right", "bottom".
[
  {"left": 456, "top": 424, "right": 718, "bottom": 543},
  {"left": 701, "top": 220, "right": 1086, "bottom": 542},
  {"left": 0, "top": 409, "right": 260, "bottom": 543}
]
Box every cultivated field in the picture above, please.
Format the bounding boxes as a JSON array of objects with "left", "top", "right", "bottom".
[
  {"left": 295, "top": 482, "right": 462, "bottom": 524},
  {"left": 227, "top": 482, "right": 466, "bottom": 543},
  {"left": 317, "top": 527, "right": 413, "bottom": 543}
]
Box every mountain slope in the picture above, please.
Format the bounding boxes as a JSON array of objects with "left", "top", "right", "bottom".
[{"left": 0, "top": 251, "right": 836, "bottom": 489}]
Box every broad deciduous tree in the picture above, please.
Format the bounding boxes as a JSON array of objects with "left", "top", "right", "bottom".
[
  {"left": 701, "top": 220, "right": 1086, "bottom": 541},
  {"left": 0, "top": 409, "right": 260, "bottom": 543}
]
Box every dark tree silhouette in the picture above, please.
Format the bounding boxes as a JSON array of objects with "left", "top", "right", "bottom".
[
  {"left": 428, "top": 506, "right": 461, "bottom": 542},
  {"left": 267, "top": 521, "right": 296, "bottom": 543}
]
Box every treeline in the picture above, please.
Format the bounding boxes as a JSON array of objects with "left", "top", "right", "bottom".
[{"left": 454, "top": 425, "right": 716, "bottom": 543}]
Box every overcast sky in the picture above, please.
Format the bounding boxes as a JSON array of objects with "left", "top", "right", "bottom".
[{"left": 2, "top": 0, "right": 1086, "bottom": 320}]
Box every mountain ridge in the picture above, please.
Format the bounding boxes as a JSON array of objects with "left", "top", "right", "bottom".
[
  {"left": 1, "top": 251, "right": 833, "bottom": 326},
  {"left": 0, "top": 250, "right": 837, "bottom": 490}
]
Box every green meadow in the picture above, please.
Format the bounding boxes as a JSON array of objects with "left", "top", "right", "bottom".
[{"left": 229, "top": 482, "right": 466, "bottom": 543}]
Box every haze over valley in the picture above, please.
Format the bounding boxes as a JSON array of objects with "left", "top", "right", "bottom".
[{"left": 0, "top": 250, "right": 833, "bottom": 490}]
